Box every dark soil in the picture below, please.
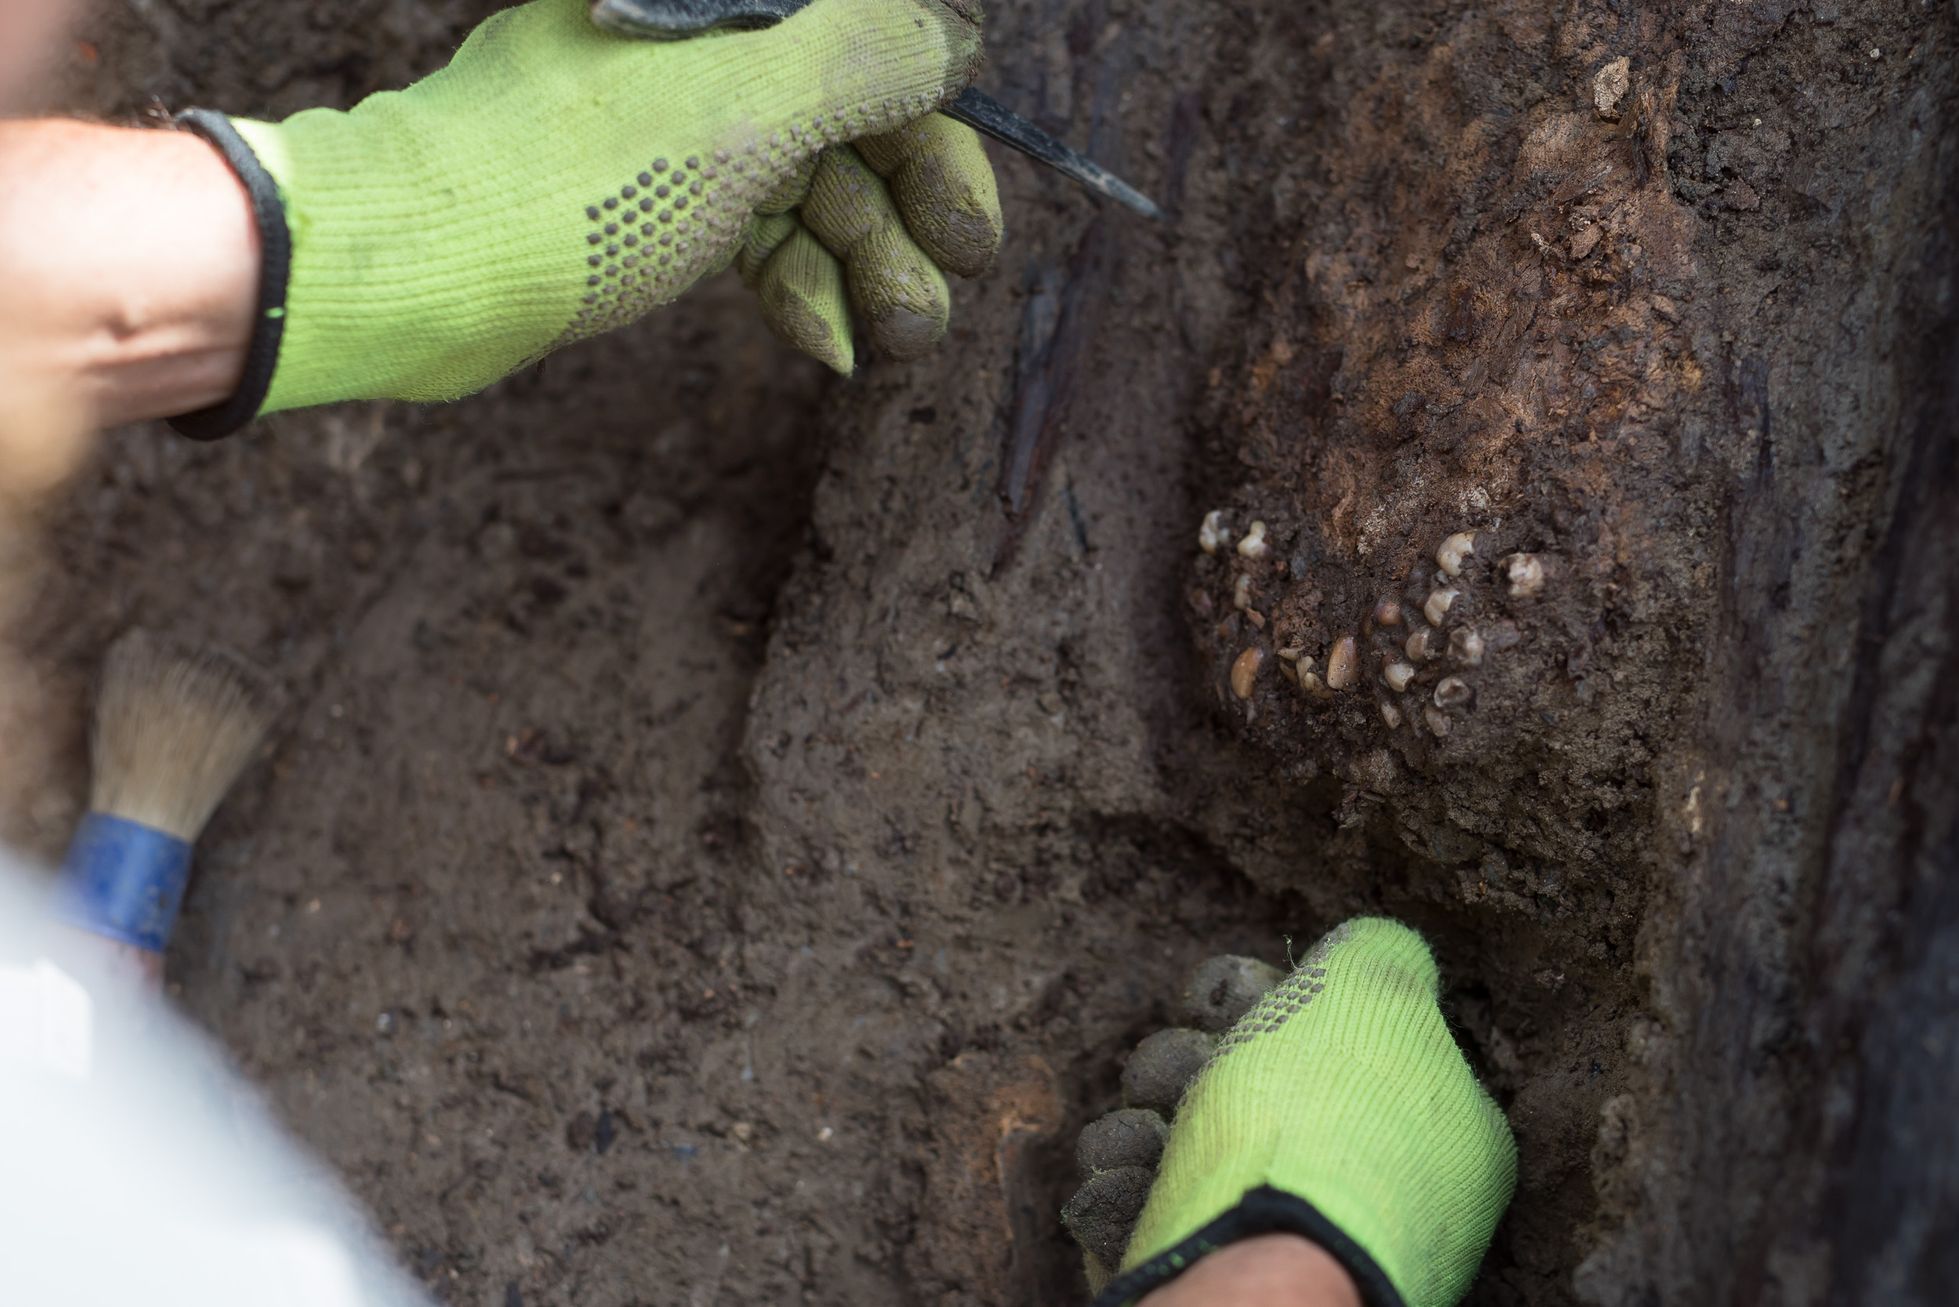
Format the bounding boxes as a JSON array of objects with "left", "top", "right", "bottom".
[{"left": 9, "top": 0, "right": 1955, "bottom": 1302}]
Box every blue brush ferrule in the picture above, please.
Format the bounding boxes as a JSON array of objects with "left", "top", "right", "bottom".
[{"left": 56, "top": 812, "right": 193, "bottom": 952}]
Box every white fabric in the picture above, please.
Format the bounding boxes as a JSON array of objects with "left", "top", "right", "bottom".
[{"left": 0, "top": 848, "right": 429, "bottom": 1307}]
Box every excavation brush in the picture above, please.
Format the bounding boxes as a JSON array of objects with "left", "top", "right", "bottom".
[
  {"left": 588, "top": 0, "right": 1164, "bottom": 219},
  {"left": 56, "top": 633, "right": 278, "bottom": 967}
]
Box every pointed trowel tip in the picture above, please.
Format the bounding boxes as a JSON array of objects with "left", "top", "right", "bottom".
[{"left": 946, "top": 87, "right": 1166, "bottom": 222}]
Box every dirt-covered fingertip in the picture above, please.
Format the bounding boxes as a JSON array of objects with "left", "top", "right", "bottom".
[
  {"left": 1177, "top": 954, "right": 1286, "bottom": 1034},
  {"left": 1120, "top": 1027, "right": 1216, "bottom": 1114},
  {"left": 753, "top": 226, "right": 855, "bottom": 374},
  {"left": 1076, "top": 1107, "right": 1169, "bottom": 1177},
  {"left": 868, "top": 304, "right": 947, "bottom": 361},
  {"left": 926, "top": 199, "right": 1002, "bottom": 279},
  {"left": 1061, "top": 1164, "right": 1154, "bottom": 1274}
]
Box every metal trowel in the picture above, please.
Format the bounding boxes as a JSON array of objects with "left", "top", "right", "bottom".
[{"left": 588, "top": 0, "right": 1163, "bottom": 219}]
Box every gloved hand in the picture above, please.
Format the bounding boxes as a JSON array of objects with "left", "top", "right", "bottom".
[{"left": 174, "top": 0, "right": 1001, "bottom": 435}]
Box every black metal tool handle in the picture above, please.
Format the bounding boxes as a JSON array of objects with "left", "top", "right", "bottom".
[
  {"left": 588, "top": 0, "right": 1163, "bottom": 219},
  {"left": 945, "top": 87, "right": 1160, "bottom": 219},
  {"left": 591, "top": 0, "right": 809, "bottom": 37}
]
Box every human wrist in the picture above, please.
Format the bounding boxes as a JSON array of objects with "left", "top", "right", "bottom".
[
  {"left": 81, "top": 126, "right": 258, "bottom": 426},
  {"left": 1139, "top": 1236, "right": 1362, "bottom": 1307},
  {"left": 165, "top": 112, "right": 292, "bottom": 438},
  {"left": 0, "top": 121, "right": 258, "bottom": 429}
]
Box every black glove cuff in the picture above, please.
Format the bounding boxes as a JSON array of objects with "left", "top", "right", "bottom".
[
  {"left": 167, "top": 109, "right": 291, "bottom": 441},
  {"left": 1090, "top": 1186, "right": 1409, "bottom": 1307}
]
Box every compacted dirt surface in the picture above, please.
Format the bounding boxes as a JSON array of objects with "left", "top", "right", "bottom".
[{"left": 6, "top": 0, "right": 1954, "bottom": 1303}]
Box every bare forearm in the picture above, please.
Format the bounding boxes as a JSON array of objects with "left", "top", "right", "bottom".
[{"left": 0, "top": 120, "right": 257, "bottom": 428}]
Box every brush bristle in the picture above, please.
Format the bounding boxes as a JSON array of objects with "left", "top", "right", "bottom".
[{"left": 88, "top": 631, "right": 280, "bottom": 842}]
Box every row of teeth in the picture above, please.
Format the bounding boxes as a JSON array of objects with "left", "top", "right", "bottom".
[{"left": 1202, "top": 513, "right": 1548, "bottom": 737}]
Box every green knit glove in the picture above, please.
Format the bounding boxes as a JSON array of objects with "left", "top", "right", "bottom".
[
  {"left": 1100, "top": 919, "right": 1517, "bottom": 1307},
  {"left": 202, "top": 0, "right": 998, "bottom": 421}
]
